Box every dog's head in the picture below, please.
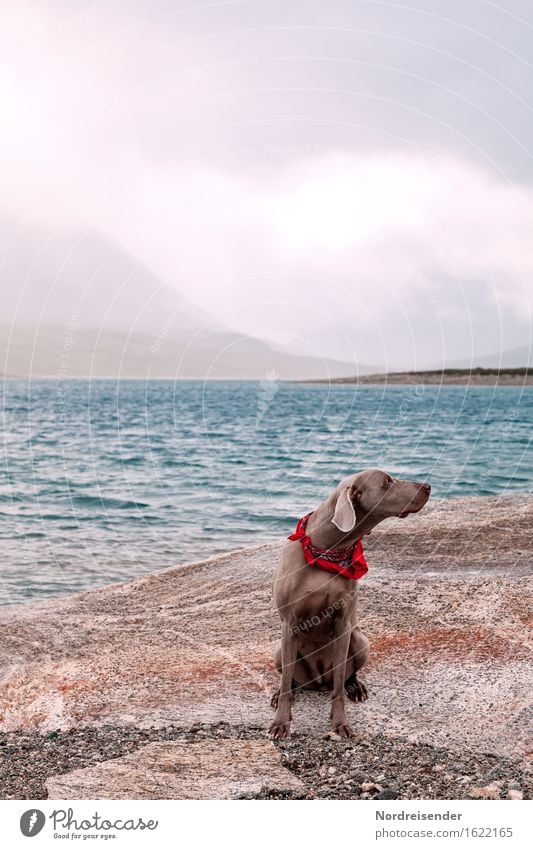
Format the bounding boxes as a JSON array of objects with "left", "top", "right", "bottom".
[{"left": 332, "top": 468, "right": 431, "bottom": 532}]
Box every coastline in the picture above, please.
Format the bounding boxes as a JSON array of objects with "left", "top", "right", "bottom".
[
  {"left": 300, "top": 370, "right": 533, "bottom": 386},
  {"left": 3, "top": 372, "right": 532, "bottom": 385},
  {"left": 0, "top": 493, "right": 531, "bottom": 800}
]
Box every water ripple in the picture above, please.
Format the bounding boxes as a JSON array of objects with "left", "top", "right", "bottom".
[{"left": 0, "top": 379, "right": 531, "bottom": 605}]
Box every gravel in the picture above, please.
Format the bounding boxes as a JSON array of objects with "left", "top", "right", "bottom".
[{"left": 1, "top": 722, "right": 530, "bottom": 800}]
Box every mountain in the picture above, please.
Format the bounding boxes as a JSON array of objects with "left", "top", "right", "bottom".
[
  {"left": 441, "top": 345, "right": 532, "bottom": 370},
  {"left": 0, "top": 220, "right": 213, "bottom": 336},
  {"left": 0, "top": 221, "right": 365, "bottom": 379},
  {"left": 0, "top": 323, "right": 364, "bottom": 379}
]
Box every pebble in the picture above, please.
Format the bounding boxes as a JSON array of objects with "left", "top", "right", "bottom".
[
  {"left": 1, "top": 723, "right": 531, "bottom": 801},
  {"left": 361, "top": 782, "right": 383, "bottom": 793},
  {"left": 469, "top": 785, "right": 500, "bottom": 800},
  {"left": 507, "top": 789, "right": 523, "bottom": 800},
  {"left": 375, "top": 787, "right": 399, "bottom": 800}
]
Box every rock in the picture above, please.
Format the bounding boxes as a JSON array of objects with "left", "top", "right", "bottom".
[
  {"left": 469, "top": 785, "right": 500, "bottom": 800},
  {"left": 361, "top": 782, "right": 383, "bottom": 793},
  {"left": 0, "top": 495, "right": 531, "bottom": 800},
  {"left": 45, "top": 739, "right": 305, "bottom": 800},
  {"left": 507, "top": 789, "right": 523, "bottom": 800},
  {"left": 375, "top": 787, "right": 399, "bottom": 800},
  {"left": 328, "top": 766, "right": 337, "bottom": 775},
  {"left": 0, "top": 496, "right": 529, "bottom": 751}
]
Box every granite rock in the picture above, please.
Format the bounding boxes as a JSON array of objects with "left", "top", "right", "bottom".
[
  {"left": 46, "top": 739, "right": 304, "bottom": 799},
  {"left": 0, "top": 494, "right": 531, "bottom": 800}
]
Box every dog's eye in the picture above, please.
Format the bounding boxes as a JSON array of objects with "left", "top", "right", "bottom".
[{"left": 383, "top": 475, "right": 393, "bottom": 488}]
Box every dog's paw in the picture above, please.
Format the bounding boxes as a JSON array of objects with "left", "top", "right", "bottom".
[
  {"left": 269, "top": 719, "right": 291, "bottom": 739},
  {"left": 332, "top": 722, "right": 355, "bottom": 738},
  {"left": 346, "top": 677, "right": 368, "bottom": 703},
  {"left": 270, "top": 689, "right": 280, "bottom": 709}
]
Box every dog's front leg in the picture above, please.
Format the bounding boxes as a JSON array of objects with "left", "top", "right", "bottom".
[
  {"left": 330, "top": 618, "right": 354, "bottom": 738},
  {"left": 269, "top": 622, "right": 297, "bottom": 739}
]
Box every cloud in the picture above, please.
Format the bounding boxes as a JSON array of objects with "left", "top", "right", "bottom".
[
  {"left": 0, "top": 1, "right": 531, "bottom": 367},
  {"left": 127, "top": 150, "right": 533, "bottom": 364}
]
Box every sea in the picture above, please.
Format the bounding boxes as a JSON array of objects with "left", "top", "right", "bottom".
[{"left": 0, "top": 379, "right": 531, "bottom": 606}]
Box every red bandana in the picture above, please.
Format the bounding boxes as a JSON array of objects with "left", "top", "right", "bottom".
[{"left": 288, "top": 513, "right": 368, "bottom": 581}]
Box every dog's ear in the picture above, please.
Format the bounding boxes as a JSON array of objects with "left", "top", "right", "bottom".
[{"left": 332, "top": 485, "right": 357, "bottom": 532}]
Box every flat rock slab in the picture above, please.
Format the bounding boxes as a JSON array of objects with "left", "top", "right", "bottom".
[
  {"left": 45, "top": 739, "right": 304, "bottom": 799},
  {"left": 0, "top": 494, "right": 531, "bottom": 766}
]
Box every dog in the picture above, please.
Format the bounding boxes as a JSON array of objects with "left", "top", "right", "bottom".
[{"left": 270, "top": 468, "right": 431, "bottom": 739}]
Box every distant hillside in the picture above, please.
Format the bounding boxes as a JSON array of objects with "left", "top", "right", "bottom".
[
  {"left": 0, "top": 324, "right": 361, "bottom": 380},
  {"left": 0, "top": 220, "right": 218, "bottom": 335},
  {"left": 2, "top": 218, "right": 529, "bottom": 380},
  {"left": 302, "top": 368, "right": 533, "bottom": 386},
  {"left": 0, "top": 220, "right": 362, "bottom": 380},
  {"left": 440, "top": 345, "right": 532, "bottom": 370}
]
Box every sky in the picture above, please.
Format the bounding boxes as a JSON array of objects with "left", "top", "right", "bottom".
[{"left": 1, "top": 0, "right": 532, "bottom": 370}]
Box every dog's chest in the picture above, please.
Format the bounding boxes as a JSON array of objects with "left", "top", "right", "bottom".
[{"left": 296, "top": 580, "right": 357, "bottom": 627}]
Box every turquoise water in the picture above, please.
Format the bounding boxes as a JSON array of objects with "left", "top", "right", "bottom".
[{"left": 0, "top": 379, "right": 531, "bottom": 606}]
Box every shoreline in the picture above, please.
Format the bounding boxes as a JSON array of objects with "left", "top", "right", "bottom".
[
  {"left": 300, "top": 370, "right": 533, "bottom": 386},
  {"left": 2, "top": 492, "right": 532, "bottom": 611},
  {"left": 2, "top": 373, "right": 532, "bottom": 385},
  {"left": 0, "top": 494, "right": 531, "bottom": 799}
]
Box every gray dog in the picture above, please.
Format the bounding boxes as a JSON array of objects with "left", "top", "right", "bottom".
[{"left": 270, "top": 469, "right": 431, "bottom": 739}]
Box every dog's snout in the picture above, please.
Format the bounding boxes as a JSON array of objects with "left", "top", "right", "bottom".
[{"left": 422, "top": 483, "right": 431, "bottom": 495}]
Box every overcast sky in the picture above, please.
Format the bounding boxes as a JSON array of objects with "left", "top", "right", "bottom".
[{"left": 1, "top": 0, "right": 532, "bottom": 369}]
